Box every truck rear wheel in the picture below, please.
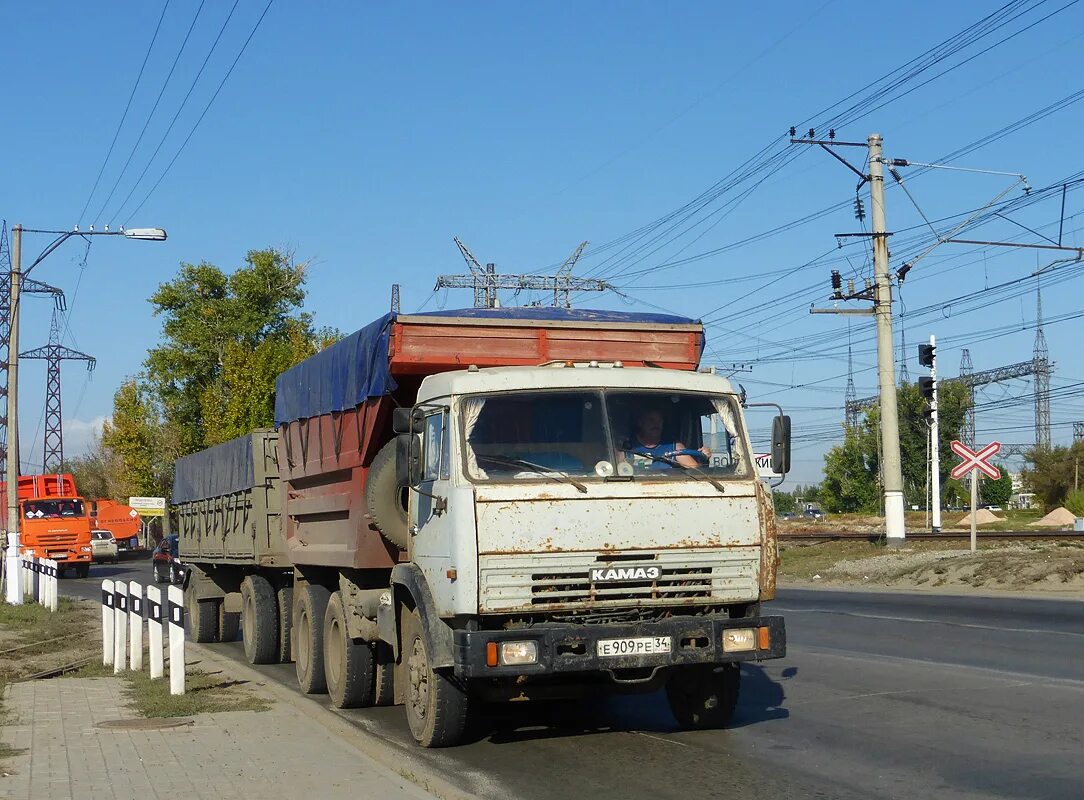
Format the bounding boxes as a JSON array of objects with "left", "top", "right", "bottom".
[
  {"left": 665, "top": 664, "right": 741, "bottom": 730},
  {"left": 241, "top": 575, "right": 279, "bottom": 665},
  {"left": 295, "top": 585, "right": 331, "bottom": 694},
  {"left": 401, "top": 607, "right": 470, "bottom": 747},
  {"left": 187, "top": 592, "right": 220, "bottom": 643},
  {"left": 323, "top": 591, "right": 375, "bottom": 708},
  {"left": 219, "top": 602, "right": 240, "bottom": 643},
  {"left": 366, "top": 441, "right": 409, "bottom": 549},
  {"left": 277, "top": 585, "right": 293, "bottom": 663},
  {"left": 372, "top": 642, "right": 395, "bottom": 706}
]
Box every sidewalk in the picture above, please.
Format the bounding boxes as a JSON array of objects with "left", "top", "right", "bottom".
[{"left": 0, "top": 677, "right": 434, "bottom": 800}]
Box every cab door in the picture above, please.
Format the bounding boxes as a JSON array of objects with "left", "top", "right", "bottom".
[{"left": 411, "top": 408, "right": 455, "bottom": 612}]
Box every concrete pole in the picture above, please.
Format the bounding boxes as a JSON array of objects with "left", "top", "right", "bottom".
[
  {"left": 930, "top": 334, "right": 942, "bottom": 533},
  {"left": 4, "top": 226, "right": 22, "bottom": 604},
  {"left": 869, "top": 135, "right": 906, "bottom": 547}
]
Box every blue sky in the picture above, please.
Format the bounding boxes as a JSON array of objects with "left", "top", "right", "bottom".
[{"left": 5, "top": 1, "right": 1084, "bottom": 482}]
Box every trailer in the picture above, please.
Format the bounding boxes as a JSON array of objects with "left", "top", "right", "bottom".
[{"left": 176, "top": 307, "right": 790, "bottom": 747}]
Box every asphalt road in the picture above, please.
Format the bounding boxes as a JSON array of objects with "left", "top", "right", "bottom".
[
  {"left": 60, "top": 574, "right": 1084, "bottom": 799},
  {"left": 60, "top": 554, "right": 154, "bottom": 601}
]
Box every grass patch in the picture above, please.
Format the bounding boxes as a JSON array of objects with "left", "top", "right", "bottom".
[
  {"left": 122, "top": 669, "right": 270, "bottom": 718},
  {"left": 0, "top": 598, "right": 97, "bottom": 685}
]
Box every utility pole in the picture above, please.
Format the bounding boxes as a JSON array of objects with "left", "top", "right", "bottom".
[
  {"left": 869, "top": 134, "right": 906, "bottom": 547},
  {"left": 4, "top": 226, "right": 22, "bottom": 603},
  {"left": 801, "top": 130, "right": 906, "bottom": 546},
  {"left": 4, "top": 223, "right": 166, "bottom": 605}
]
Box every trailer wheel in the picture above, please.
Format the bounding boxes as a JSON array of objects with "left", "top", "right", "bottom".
[
  {"left": 372, "top": 642, "right": 395, "bottom": 706},
  {"left": 401, "top": 607, "right": 470, "bottom": 747},
  {"left": 219, "top": 602, "right": 241, "bottom": 643},
  {"left": 323, "top": 591, "right": 375, "bottom": 708},
  {"left": 366, "top": 440, "right": 409, "bottom": 550},
  {"left": 241, "top": 575, "right": 279, "bottom": 665},
  {"left": 665, "top": 664, "right": 740, "bottom": 730},
  {"left": 295, "top": 584, "right": 331, "bottom": 694},
  {"left": 276, "top": 585, "right": 293, "bottom": 663},
  {"left": 187, "top": 592, "right": 220, "bottom": 643}
]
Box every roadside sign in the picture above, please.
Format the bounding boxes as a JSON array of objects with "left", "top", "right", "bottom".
[
  {"left": 128, "top": 496, "right": 166, "bottom": 518},
  {"left": 949, "top": 441, "right": 1001, "bottom": 481},
  {"left": 754, "top": 453, "right": 778, "bottom": 480}
]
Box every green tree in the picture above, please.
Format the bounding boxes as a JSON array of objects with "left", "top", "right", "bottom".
[
  {"left": 60, "top": 435, "right": 113, "bottom": 500},
  {"left": 145, "top": 248, "right": 313, "bottom": 454},
  {"left": 100, "top": 379, "right": 174, "bottom": 499},
  {"left": 820, "top": 380, "right": 971, "bottom": 512},
  {"left": 1022, "top": 442, "right": 1084, "bottom": 511},
  {"left": 982, "top": 464, "right": 1013, "bottom": 506}
]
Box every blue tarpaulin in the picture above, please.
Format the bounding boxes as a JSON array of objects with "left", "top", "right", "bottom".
[
  {"left": 173, "top": 433, "right": 255, "bottom": 503},
  {"left": 272, "top": 308, "right": 702, "bottom": 426}
]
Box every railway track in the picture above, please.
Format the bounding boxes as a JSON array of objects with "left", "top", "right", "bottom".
[{"left": 778, "top": 529, "right": 1082, "bottom": 541}]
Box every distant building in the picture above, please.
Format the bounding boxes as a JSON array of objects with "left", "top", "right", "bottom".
[{"left": 1010, "top": 472, "right": 1037, "bottom": 509}]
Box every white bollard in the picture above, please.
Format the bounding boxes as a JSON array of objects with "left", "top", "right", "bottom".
[
  {"left": 113, "top": 581, "right": 128, "bottom": 674},
  {"left": 26, "top": 557, "right": 40, "bottom": 605},
  {"left": 167, "top": 585, "right": 185, "bottom": 695},
  {"left": 47, "top": 560, "right": 58, "bottom": 612},
  {"left": 147, "top": 585, "right": 164, "bottom": 679},
  {"left": 101, "top": 579, "right": 115, "bottom": 666},
  {"left": 129, "top": 581, "right": 144, "bottom": 671}
]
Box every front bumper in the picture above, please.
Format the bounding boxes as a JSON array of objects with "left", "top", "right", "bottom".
[{"left": 453, "top": 614, "right": 785, "bottom": 679}]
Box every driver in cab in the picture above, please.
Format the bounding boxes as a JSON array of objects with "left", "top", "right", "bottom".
[{"left": 626, "top": 408, "right": 709, "bottom": 469}]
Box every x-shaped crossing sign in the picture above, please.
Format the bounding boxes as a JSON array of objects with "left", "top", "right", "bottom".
[{"left": 950, "top": 440, "right": 1002, "bottom": 481}]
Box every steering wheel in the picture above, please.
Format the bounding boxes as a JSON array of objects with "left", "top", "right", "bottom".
[{"left": 671, "top": 448, "right": 710, "bottom": 465}]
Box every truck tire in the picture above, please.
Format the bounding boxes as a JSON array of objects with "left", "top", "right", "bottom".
[
  {"left": 75, "top": 563, "right": 90, "bottom": 579},
  {"left": 295, "top": 584, "right": 331, "bottom": 694},
  {"left": 241, "top": 575, "right": 279, "bottom": 665},
  {"left": 219, "top": 602, "right": 241, "bottom": 643},
  {"left": 401, "top": 607, "right": 470, "bottom": 747},
  {"left": 277, "top": 585, "right": 293, "bottom": 663},
  {"left": 372, "top": 642, "right": 395, "bottom": 706},
  {"left": 366, "top": 441, "right": 409, "bottom": 550},
  {"left": 323, "top": 591, "right": 375, "bottom": 708},
  {"left": 665, "top": 664, "right": 741, "bottom": 730},
  {"left": 187, "top": 592, "right": 220, "bottom": 643}
]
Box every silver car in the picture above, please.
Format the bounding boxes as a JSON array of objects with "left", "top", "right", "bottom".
[{"left": 90, "top": 530, "right": 118, "bottom": 563}]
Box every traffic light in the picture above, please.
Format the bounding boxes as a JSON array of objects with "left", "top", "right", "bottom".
[
  {"left": 918, "top": 343, "right": 935, "bottom": 368},
  {"left": 918, "top": 376, "right": 935, "bottom": 401}
]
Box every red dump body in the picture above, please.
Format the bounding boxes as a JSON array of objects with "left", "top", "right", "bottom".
[{"left": 276, "top": 311, "right": 705, "bottom": 571}]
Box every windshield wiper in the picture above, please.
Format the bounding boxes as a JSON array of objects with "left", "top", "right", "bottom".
[
  {"left": 476, "top": 455, "right": 588, "bottom": 493},
  {"left": 619, "top": 449, "right": 726, "bottom": 494}
]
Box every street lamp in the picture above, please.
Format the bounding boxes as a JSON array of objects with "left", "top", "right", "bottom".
[{"left": 4, "top": 224, "right": 167, "bottom": 604}]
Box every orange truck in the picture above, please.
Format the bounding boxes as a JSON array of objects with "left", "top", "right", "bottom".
[
  {"left": 3, "top": 474, "right": 93, "bottom": 577},
  {"left": 90, "top": 499, "right": 143, "bottom": 552}
]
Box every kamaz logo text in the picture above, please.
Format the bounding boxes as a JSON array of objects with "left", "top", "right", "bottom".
[{"left": 590, "top": 566, "right": 662, "bottom": 582}]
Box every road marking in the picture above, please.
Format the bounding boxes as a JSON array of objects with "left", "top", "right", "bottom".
[
  {"left": 772, "top": 605, "right": 1084, "bottom": 638},
  {"left": 631, "top": 731, "right": 691, "bottom": 748},
  {"left": 785, "top": 680, "right": 1034, "bottom": 708}
]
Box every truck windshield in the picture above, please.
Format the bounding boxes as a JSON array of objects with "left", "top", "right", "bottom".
[
  {"left": 461, "top": 390, "right": 748, "bottom": 482},
  {"left": 23, "top": 499, "right": 86, "bottom": 518}
]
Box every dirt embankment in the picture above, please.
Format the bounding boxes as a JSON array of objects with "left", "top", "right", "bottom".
[{"left": 780, "top": 539, "right": 1084, "bottom": 594}]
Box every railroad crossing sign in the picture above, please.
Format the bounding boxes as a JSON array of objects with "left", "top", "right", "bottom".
[{"left": 949, "top": 440, "right": 1002, "bottom": 481}]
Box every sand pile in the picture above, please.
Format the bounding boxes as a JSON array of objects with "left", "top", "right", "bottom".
[
  {"left": 1028, "top": 506, "right": 1077, "bottom": 527},
  {"left": 953, "top": 508, "right": 1004, "bottom": 527}
]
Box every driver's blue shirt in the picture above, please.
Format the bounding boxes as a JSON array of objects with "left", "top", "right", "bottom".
[{"left": 629, "top": 441, "right": 681, "bottom": 469}]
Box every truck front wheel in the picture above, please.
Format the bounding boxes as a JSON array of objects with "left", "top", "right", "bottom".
[
  {"left": 241, "top": 575, "right": 279, "bottom": 665},
  {"left": 295, "top": 585, "right": 330, "bottom": 694},
  {"left": 401, "top": 607, "right": 470, "bottom": 747},
  {"left": 75, "top": 563, "right": 90, "bottom": 579},
  {"left": 187, "top": 593, "right": 220, "bottom": 643},
  {"left": 323, "top": 591, "right": 375, "bottom": 708},
  {"left": 665, "top": 664, "right": 741, "bottom": 730}
]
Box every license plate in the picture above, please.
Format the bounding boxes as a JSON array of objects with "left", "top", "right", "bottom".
[{"left": 596, "top": 636, "right": 672, "bottom": 657}]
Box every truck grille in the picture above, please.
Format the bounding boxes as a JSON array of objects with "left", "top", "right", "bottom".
[
  {"left": 479, "top": 548, "right": 759, "bottom": 613},
  {"left": 39, "top": 533, "right": 78, "bottom": 545}
]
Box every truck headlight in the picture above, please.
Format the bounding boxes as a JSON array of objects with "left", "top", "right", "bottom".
[
  {"left": 499, "top": 640, "right": 538, "bottom": 666},
  {"left": 80, "top": 546, "right": 92, "bottom": 552},
  {"left": 722, "top": 628, "right": 755, "bottom": 652}
]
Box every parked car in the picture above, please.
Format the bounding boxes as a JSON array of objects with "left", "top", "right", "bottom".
[
  {"left": 804, "top": 508, "right": 825, "bottom": 520},
  {"left": 90, "top": 529, "right": 118, "bottom": 563},
  {"left": 152, "top": 534, "right": 183, "bottom": 584}
]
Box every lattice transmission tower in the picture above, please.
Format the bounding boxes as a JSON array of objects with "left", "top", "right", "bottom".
[
  {"left": 0, "top": 222, "right": 66, "bottom": 474},
  {"left": 436, "top": 239, "right": 610, "bottom": 309},
  {"left": 1033, "top": 277, "right": 1051, "bottom": 450},
  {"left": 20, "top": 307, "right": 95, "bottom": 472}
]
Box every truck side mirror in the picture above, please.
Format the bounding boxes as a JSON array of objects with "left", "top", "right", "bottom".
[
  {"left": 771, "top": 415, "right": 791, "bottom": 475},
  {"left": 392, "top": 407, "right": 425, "bottom": 435},
  {"left": 395, "top": 433, "right": 422, "bottom": 487}
]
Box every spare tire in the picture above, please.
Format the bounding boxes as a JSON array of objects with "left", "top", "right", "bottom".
[{"left": 366, "top": 440, "right": 409, "bottom": 549}]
